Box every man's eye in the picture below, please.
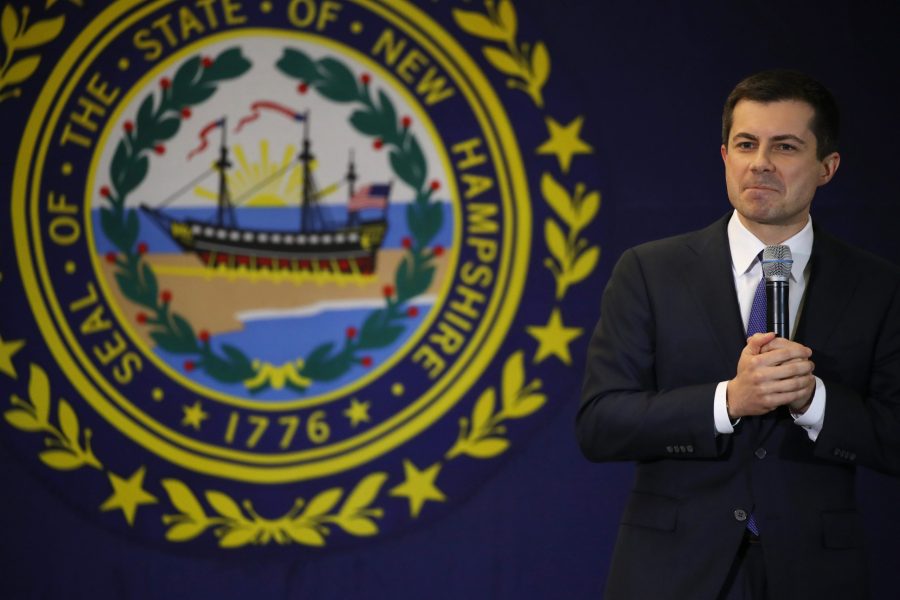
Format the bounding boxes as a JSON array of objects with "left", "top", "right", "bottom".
[
  {"left": 735, "top": 141, "right": 754, "bottom": 150},
  {"left": 776, "top": 143, "right": 797, "bottom": 151}
]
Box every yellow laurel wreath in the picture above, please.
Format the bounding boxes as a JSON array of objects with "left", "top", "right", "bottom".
[
  {"left": 541, "top": 172, "right": 601, "bottom": 300},
  {"left": 4, "top": 363, "right": 103, "bottom": 471},
  {"left": 161, "top": 472, "right": 388, "bottom": 548},
  {"left": 452, "top": 0, "right": 550, "bottom": 108},
  {"left": 0, "top": 4, "right": 65, "bottom": 102},
  {"left": 445, "top": 351, "right": 545, "bottom": 460}
]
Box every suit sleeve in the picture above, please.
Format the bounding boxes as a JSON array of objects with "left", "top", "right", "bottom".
[
  {"left": 576, "top": 248, "right": 728, "bottom": 462},
  {"left": 813, "top": 274, "right": 900, "bottom": 476}
]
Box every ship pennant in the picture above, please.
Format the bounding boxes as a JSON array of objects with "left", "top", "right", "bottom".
[
  {"left": 186, "top": 118, "right": 225, "bottom": 160},
  {"left": 234, "top": 100, "right": 306, "bottom": 134}
]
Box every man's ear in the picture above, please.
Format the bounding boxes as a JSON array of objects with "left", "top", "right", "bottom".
[{"left": 818, "top": 152, "right": 840, "bottom": 186}]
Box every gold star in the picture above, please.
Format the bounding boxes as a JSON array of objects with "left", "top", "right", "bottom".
[
  {"left": 389, "top": 460, "right": 446, "bottom": 518},
  {"left": 181, "top": 400, "right": 209, "bottom": 430},
  {"left": 100, "top": 466, "right": 157, "bottom": 526},
  {"left": 0, "top": 336, "right": 26, "bottom": 379},
  {"left": 536, "top": 115, "right": 594, "bottom": 173},
  {"left": 343, "top": 398, "right": 371, "bottom": 428},
  {"left": 526, "top": 308, "right": 583, "bottom": 365}
]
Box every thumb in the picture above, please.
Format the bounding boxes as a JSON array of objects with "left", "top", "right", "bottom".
[{"left": 746, "top": 332, "right": 777, "bottom": 355}]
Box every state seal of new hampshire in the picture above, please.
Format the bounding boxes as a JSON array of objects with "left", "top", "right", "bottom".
[{"left": 2, "top": 0, "right": 603, "bottom": 549}]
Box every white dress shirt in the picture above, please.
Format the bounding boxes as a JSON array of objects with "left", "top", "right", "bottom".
[{"left": 713, "top": 211, "right": 826, "bottom": 441}]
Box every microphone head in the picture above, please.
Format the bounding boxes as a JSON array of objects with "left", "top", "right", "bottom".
[{"left": 762, "top": 245, "right": 793, "bottom": 282}]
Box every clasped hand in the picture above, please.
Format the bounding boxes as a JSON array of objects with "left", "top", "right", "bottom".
[{"left": 726, "top": 332, "right": 816, "bottom": 418}]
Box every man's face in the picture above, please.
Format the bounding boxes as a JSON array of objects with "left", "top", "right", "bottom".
[{"left": 721, "top": 99, "right": 839, "bottom": 239}]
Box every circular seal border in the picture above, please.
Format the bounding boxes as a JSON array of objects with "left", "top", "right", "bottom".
[{"left": 13, "top": 0, "right": 532, "bottom": 482}]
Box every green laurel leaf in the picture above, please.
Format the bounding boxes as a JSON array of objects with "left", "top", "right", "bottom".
[
  {"left": 275, "top": 48, "right": 322, "bottom": 83},
  {"left": 316, "top": 57, "right": 359, "bottom": 102}
]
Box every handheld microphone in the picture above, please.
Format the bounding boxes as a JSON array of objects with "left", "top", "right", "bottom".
[{"left": 762, "top": 245, "right": 793, "bottom": 338}]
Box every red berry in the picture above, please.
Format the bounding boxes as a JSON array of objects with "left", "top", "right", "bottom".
[
  {"left": 361, "top": 73, "right": 371, "bottom": 85},
  {"left": 430, "top": 180, "right": 441, "bottom": 191},
  {"left": 136, "top": 312, "right": 147, "bottom": 324},
  {"left": 160, "top": 77, "right": 171, "bottom": 89},
  {"left": 346, "top": 326, "right": 358, "bottom": 339},
  {"left": 161, "top": 290, "right": 172, "bottom": 303},
  {"left": 433, "top": 245, "right": 444, "bottom": 257},
  {"left": 154, "top": 144, "right": 165, "bottom": 155},
  {"left": 401, "top": 116, "right": 412, "bottom": 128},
  {"left": 181, "top": 107, "right": 191, "bottom": 118},
  {"left": 373, "top": 138, "right": 383, "bottom": 150},
  {"left": 298, "top": 82, "right": 308, "bottom": 94},
  {"left": 407, "top": 306, "right": 419, "bottom": 318},
  {"left": 402, "top": 237, "right": 412, "bottom": 249},
  {"left": 105, "top": 252, "right": 117, "bottom": 264},
  {"left": 361, "top": 356, "right": 373, "bottom": 367},
  {"left": 137, "top": 242, "right": 149, "bottom": 255},
  {"left": 383, "top": 285, "right": 394, "bottom": 298},
  {"left": 202, "top": 56, "right": 213, "bottom": 68},
  {"left": 123, "top": 121, "right": 134, "bottom": 132},
  {"left": 100, "top": 186, "right": 111, "bottom": 198},
  {"left": 184, "top": 360, "right": 195, "bottom": 372},
  {"left": 199, "top": 330, "right": 210, "bottom": 343}
]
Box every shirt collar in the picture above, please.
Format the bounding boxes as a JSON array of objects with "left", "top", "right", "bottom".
[{"left": 727, "top": 210, "right": 814, "bottom": 280}]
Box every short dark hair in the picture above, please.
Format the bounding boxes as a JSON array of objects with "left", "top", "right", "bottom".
[{"left": 722, "top": 69, "right": 839, "bottom": 159}]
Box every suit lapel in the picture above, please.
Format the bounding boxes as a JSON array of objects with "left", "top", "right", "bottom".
[
  {"left": 683, "top": 216, "right": 747, "bottom": 375},
  {"left": 794, "top": 227, "right": 855, "bottom": 350}
]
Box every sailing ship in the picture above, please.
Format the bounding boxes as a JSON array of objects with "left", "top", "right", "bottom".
[{"left": 141, "top": 112, "right": 390, "bottom": 275}]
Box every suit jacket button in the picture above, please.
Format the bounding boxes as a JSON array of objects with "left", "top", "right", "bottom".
[
  {"left": 734, "top": 509, "right": 748, "bottom": 522},
  {"left": 755, "top": 448, "right": 767, "bottom": 459}
]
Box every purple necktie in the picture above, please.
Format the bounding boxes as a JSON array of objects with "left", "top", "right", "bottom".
[
  {"left": 744, "top": 255, "right": 764, "bottom": 537},
  {"left": 747, "top": 266, "right": 767, "bottom": 337}
]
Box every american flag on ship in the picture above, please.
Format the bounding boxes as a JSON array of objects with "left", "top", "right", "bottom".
[{"left": 348, "top": 183, "right": 391, "bottom": 212}]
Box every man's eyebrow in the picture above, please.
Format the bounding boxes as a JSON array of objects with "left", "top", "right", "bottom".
[
  {"left": 771, "top": 134, "right": 807, "bottom": 145},
  {"left": 731, "top": 132, "right": 807, "bottom": 145}
]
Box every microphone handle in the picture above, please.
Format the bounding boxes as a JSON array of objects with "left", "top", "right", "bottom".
[{"left": 766, "top": 280, "right": 789, "bottom": 338}]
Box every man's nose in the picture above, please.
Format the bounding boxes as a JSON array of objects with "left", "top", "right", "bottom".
[{"left": 749, "top": 149, "right": 774, "bottom": 172}]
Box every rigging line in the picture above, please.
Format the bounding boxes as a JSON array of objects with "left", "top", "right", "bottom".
[
  {"left": 157, "top": 168, "right": 216, "bottom": 209},
  {"left": 230, "top": 160, "right": 298, "bottom": 206}
]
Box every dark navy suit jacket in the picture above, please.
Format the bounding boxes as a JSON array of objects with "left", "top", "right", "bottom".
[{"left": 578, "top": 214, "right": 900, "bottom": 599}]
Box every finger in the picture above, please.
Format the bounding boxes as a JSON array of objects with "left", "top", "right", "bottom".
[
  {"left": 753, "top": 347, "right": 813, "bottom": 367},
  {"left": 746, "top": 332, "right": 777, "bottom": 354}
]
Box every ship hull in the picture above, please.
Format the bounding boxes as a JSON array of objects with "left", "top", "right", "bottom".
[{"left": 156, "top": 214, "right": 388, "bottom": 275}]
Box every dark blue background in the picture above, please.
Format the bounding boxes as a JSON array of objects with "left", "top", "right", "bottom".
[{"left": 2, "top": 1, "right": 898, "bottom": 598}]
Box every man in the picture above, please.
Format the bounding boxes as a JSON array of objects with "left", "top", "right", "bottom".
[{"left": 577, "top": 70, "right": 900, "bottom": 599}]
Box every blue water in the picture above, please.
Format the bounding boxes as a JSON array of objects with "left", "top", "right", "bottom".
[{"left": 91, "top": 204, "right": 454, "bottom": 253}]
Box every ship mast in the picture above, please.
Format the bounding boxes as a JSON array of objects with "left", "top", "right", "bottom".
[
  {"left": 299, "top": 111, "right": 314, "bottom": 233},
  {"left": 215, "top": 118, "right": 236, "bottom": 227},
  {"left": 346, "top": 149, "right": 357, "bottom": 226}
]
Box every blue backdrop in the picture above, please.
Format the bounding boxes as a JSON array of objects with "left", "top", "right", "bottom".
[{"left": 2, "top": 1, "right": 898, "bottom": 598}]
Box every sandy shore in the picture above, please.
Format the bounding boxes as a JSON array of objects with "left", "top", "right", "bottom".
[{"left": 99, "top": 250, "right": 449, "bottom": 339}]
